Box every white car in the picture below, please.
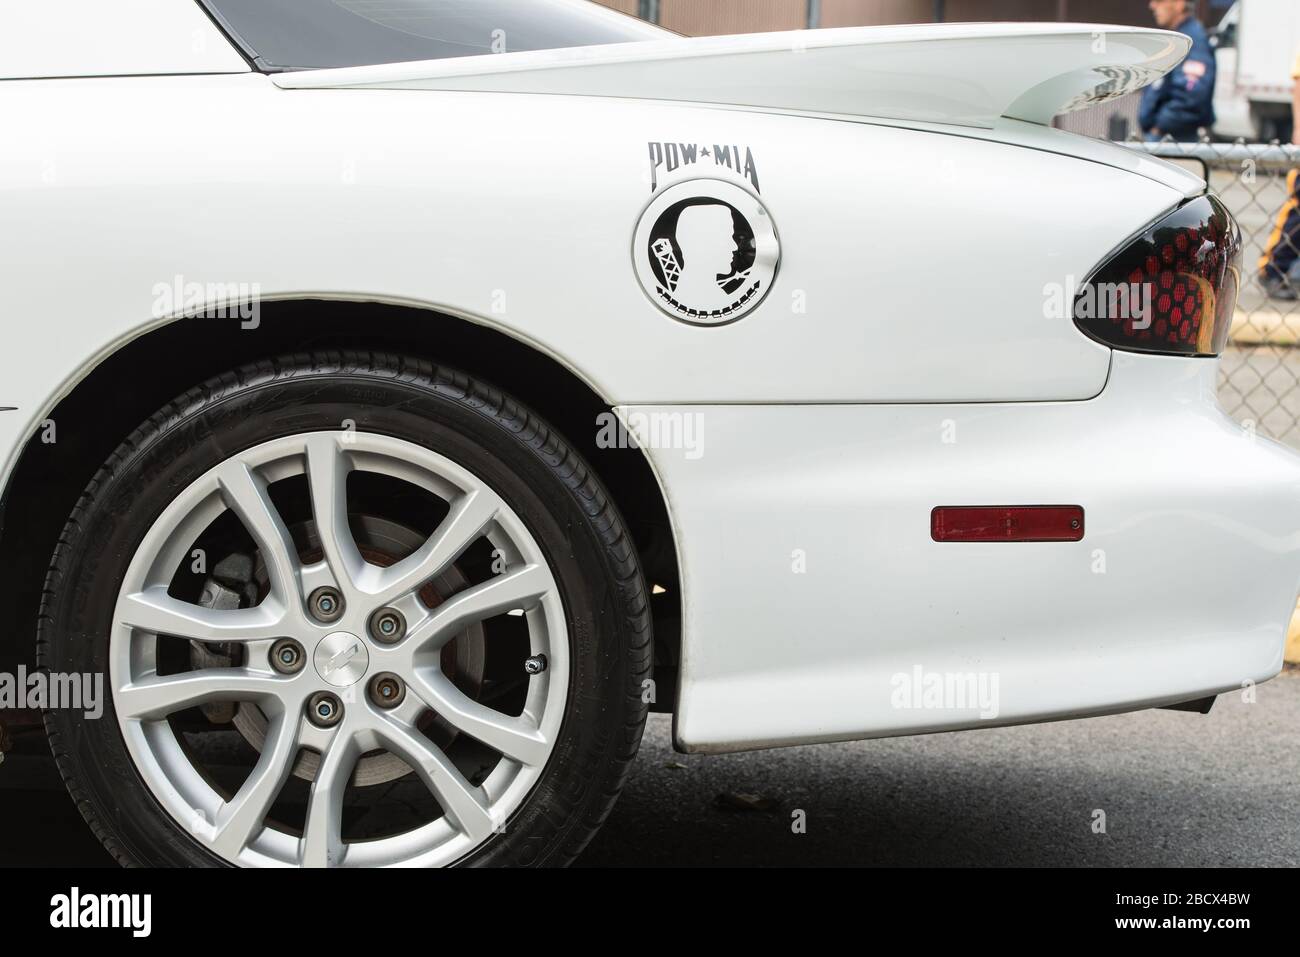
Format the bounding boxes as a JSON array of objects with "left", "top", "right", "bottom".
[{"left": 1, "top": 0, "right": 1296, "bottom": 868}]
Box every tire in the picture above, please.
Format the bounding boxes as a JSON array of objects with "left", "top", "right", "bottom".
[{"left": 38, "top": 352, "right": 652, "bottom": 867}]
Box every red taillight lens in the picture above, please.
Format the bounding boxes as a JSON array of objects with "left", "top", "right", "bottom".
[
  {"left": 931, "top": 506, "right": 1084, "bottom": 543},
  {"left": 1073, "top": 195, "right": 1240, "bottom": 357}
]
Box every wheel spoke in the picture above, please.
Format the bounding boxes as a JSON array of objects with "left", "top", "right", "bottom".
[
  {"left": 211, "top": 709, "right": 300, "bottom": 857},
  {"left": 407, "top": 563, "right": 551, "bottom": 656},
  {"left": 374, "top": 716, "right": 495, "bottom": 843},
  {"left": 367, "top": 488, "right": 501, "bottom": 605},
  {"left": 300, "top": 732, "right": 359, "bottom": 868},
  {"left": 409, "top": 667, "right": 549, "bottom": 767},
  {"left": 117, "top": 669, "right": 288, "bottom": 720},
  {"left": 215, "top": 460, "right": 301, "bottom": 605},
  {"left": 304, "top": 433, "right": 368, "bottom": 593},
  {"left": 112, "top": 430, "right": 568, "bottom": 868},
  {"left": 118, "top": 587, "right": 288, "bottom": 642}
]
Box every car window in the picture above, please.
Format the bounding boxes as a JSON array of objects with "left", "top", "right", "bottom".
[{"left": 199, "top": 0, "right": 673, "bottom": 72}]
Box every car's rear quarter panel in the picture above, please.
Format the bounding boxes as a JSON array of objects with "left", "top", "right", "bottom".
[
  {"left": 0, "top": 72, "right": 1177, "bottom": 427},
  {"left": 631, "top": 355, "right": 1300, "bottom": 751}
]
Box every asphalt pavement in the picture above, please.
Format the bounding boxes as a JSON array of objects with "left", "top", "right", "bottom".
[
  {"left": 581, "top": 672, "right": 1300, "bottom": 867},
  {"left": 3, "top": 671, "right": 1297, "bottom": 867}
]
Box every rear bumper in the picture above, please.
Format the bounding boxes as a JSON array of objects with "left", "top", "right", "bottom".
[{"left": 624, "top": 352, "right": 1300, "bottom": 753}]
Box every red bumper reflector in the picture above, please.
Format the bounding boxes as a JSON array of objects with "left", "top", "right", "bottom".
[{"left": 931, "top": 506, "right": 1084, "bottom": 543}]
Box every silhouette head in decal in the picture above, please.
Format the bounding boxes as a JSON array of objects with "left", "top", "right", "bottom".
[
  {"left": 671, "top": 203, "right": 742, "bottom": 311},
  {"left": 637, "top": 182, "right": 776, "bottom": 325}
]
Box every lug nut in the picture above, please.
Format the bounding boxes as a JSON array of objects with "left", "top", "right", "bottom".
[
  {"left": 307, "top": 691, "right": 343, "bottom": 727},
  {"left": 524, "top": 654, "right": 548, "bottom": 676},
  {"left": 270, "top": 638, "right": 305, "bottom": 675},
  {"left": 368, "top": 672, "right": 406, "bottom": 709},
  {"left": 308, "top": 586, "right": 345, "bottom": 624},
  {"left": 368, "top": 607, "right": 406, "bottom": 644}
]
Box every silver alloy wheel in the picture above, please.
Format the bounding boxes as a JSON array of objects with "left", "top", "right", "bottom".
[{"left": 109, "top": 431, "right": 569, "bottom": 867}]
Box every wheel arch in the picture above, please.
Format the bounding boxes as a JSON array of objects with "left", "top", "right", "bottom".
[{"left": 0, "top": 300, "right": 681, "bottom": 710}]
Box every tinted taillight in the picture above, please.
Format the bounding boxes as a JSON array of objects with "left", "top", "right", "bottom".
[{"left": 1073, "top": 195, "right": 1241, "bottom": 357}]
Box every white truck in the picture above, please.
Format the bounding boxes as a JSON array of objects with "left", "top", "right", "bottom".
[{"left": 1212, "top": 0, "right": 1300, "bottom": 142}]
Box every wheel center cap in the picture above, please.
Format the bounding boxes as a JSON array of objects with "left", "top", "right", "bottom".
[{"left": 314, "top": 632, "right": 369, "bottom": 687}]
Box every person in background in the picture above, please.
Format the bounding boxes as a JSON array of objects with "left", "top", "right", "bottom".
[
  {"left": 1259, "top": 50, "right": 1300, "bottom": 300},
  {"left": 1140, "top": 0, "right": 1216, "bottom": 142}
]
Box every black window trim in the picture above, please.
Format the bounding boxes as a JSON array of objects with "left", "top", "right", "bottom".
[{"left": 194, "top": 0, "right": 278, "bottom": 73}]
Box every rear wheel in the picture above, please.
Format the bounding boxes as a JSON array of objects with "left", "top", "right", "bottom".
[{"left": 39, "top": 353, "right": 651, "bottom": 867}]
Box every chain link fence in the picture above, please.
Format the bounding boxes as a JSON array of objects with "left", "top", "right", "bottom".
[{"left": 1114, "top": 140, "right": 1300, "bottom": 449}]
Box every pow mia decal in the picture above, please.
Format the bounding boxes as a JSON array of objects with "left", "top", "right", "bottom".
[
  {"left": 648, "top": 141, "right": 761, "bottom": 193},
  {"left": 633, "top": 179, "right": 780, "bottom": 326}
]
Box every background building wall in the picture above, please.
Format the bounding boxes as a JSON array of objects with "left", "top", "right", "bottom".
[
  {"left": 658, "top": 0, "right": 808, "bottom": 36},
  {"left": 820, "top": 1, "right": 935, "bottom": 27},
  {"left": 593, "top": 0, "right": 1222, "bottom": 34},
  {"left": 598, "top": 0, "right": 640, "bottom": 15}
]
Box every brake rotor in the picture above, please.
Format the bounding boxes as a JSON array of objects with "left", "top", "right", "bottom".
[{"left": 196, "top": 514, "right": 485, "bottom": 787}]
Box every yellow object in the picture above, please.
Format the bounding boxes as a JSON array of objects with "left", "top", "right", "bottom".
[
  {"left": 1287, "top": 599, "right": 1300, "bottom": 664},
  {"left": 1259, "top": 169, "right": 1300, "bottom": 276}
]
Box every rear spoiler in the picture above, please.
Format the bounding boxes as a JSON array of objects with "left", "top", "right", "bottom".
[{"left": 273, "top": 22, "right": 1190, "bottom": 130}]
